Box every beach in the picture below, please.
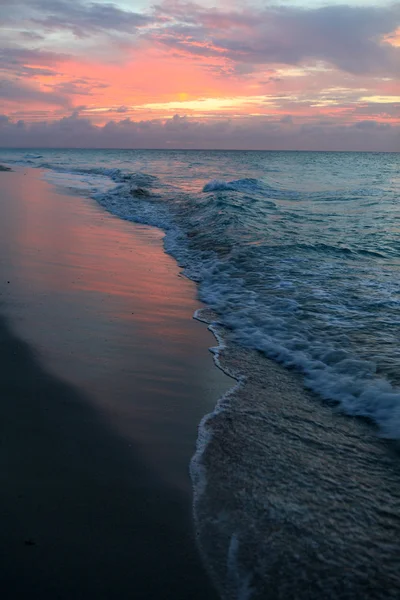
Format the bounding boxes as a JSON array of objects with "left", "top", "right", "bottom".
[
  {"left": 0, "top": 151, "right": 399, "bottom": 600},
  {"left": 0, "top": 168, "right": 231, "bottom": 599},
  {"left": 1, "top": 0, "right": 399, "bottom": 596}
]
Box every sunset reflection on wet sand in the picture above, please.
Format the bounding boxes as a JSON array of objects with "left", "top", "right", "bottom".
[{"left": 0, "top": 168, "right": 231, "bottom": 490}]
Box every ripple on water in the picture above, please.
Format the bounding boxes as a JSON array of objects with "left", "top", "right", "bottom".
[{"left": 191, "top": 311, "right": 400, "bottom": 600}]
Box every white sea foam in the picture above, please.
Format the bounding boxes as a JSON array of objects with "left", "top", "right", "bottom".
[
  {"left": 226, "top": 534, "right": 254, "bottom": 600},
  {"left": 43, "top": 170, "right": 116, "bottom": 194}
]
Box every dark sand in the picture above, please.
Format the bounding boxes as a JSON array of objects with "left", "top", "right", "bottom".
[{"left": 0, "top": 169, "right": 232, "bottom": 599}]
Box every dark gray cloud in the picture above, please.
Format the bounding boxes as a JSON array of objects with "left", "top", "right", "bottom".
[
  {"left": 0, "top": 47, "right": 67, "bottom": 78},
  {"left": 150, "top": 2, "right": 400, "bottom": 76},
  {"left": 352, "top": 102, "right": 400, "bottom": 118},
  {"left": 0, "top": 112, "right": 398, "bottom": 152},
  {"left": 1, "top": 0, "right": 153, "bottom": 37},
  {"left": 51, "top": 78, "right": 109, "bottom": 95},
  {"left": 354, "top": 119, "right": 391, "bottom": 130},
  {"left": 0, "top": 79, "right": 70, "bottom": 106},
  {"left": 18, "top": 31, "right": 44, "bottom": 41},
  {"left": 32, "top": 0, "right": 151, "bottom": 37}
]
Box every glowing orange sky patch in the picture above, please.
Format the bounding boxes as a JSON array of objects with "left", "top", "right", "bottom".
[{"left": 383, "top": 27, "right": 400, "bottom": 47}]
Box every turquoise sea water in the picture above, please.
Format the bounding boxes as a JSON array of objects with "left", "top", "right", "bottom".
[{"left": 2, "top": 148, "right": 399, "bottom": 437}]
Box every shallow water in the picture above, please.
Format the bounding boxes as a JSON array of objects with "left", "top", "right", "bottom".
[{"left": 191, "top": 309, "right": 400, "bottom": 598}]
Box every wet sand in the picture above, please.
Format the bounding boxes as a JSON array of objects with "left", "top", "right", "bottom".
[{"left": 0, "top": 169, "right": 232, "bottom": 599}]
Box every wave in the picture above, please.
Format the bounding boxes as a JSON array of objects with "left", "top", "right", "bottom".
[
  {"left": 68, "top": 167, "right": 158, "bottom": 188},
  {"left": 39, "top": 164, "right": 158, "bottom": 187},
  {"left": 38, "top": 164, "right": 161, "bottom": 199},
  {"left": 203, "top": 178, "right": 266, "bottom": 193},
  {"left": 202, "top": 177, "right": 305, "bottom": 201},
  {"left": 3, "top": 156, "right": 159, "bottom": 192}
]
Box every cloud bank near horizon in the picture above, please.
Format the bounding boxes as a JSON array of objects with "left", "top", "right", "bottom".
[
  {"left": 0, "top": 112, "right": 398, "bottom": 152},
  {"left": 0, "top": 0, "right": 399, "bottom": 150}
]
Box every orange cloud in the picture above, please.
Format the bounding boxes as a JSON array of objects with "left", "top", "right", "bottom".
[{"left": 383, "top": 27, "right": 400, "bottom": 47}]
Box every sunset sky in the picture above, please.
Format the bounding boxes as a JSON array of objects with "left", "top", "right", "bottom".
[{"left": 0, "top": 0, "right": 399, "bottom": 149}]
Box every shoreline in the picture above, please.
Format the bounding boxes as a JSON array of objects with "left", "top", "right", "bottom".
[{"left": 0, "top": 167, "right": 232, "bottom": 598}]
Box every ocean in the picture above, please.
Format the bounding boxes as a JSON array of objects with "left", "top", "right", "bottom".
[{"left": 1, "top": 148, "right": 399, "bottom": 598}]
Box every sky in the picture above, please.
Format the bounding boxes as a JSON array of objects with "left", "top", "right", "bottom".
[{"left": 0, "top": 0, "right": 399, "bottom": 150}]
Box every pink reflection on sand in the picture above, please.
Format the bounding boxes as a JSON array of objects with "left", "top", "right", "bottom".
[
  {"left": 0, "top": 169, "right": 231, "bottom": 495},
  {"left": 12, "top": 171, "right": 195, "bottom": 338}
]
